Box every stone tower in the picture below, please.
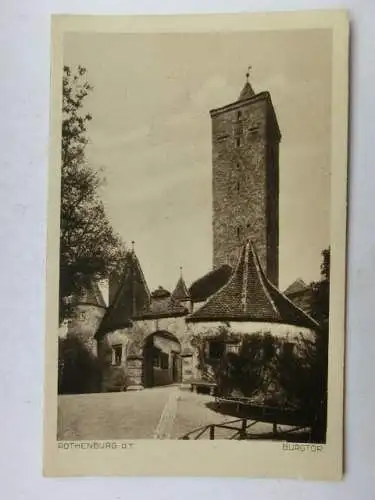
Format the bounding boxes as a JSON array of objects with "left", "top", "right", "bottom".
[{"left": 210, "top": 71, "right": 281, "bottom": 286}]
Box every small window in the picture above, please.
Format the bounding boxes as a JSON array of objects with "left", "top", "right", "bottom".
[
  {"left": 226, "top": 343, "right": 240, "bottom": 355},
  {"left": 237, "top": 181, "right": 240, "bottom": 192},
  {"left": 78, "top": 311, "right": 86, "bottom": 321},
  {"left": 283, "top": 342, "right": 295, "bottom": 357},
  {"left": 153, "top": 353, "right": 160, "bottom": 368},
  {"left": 236, "top": 137, "right": 241, "bottom": 147},
  {"left": 153, "top": 351, "right": 169, "bottom": 369},
  {"left": 160, "top": 353, "right": 169, "bottom": 370},
  {"left": 209, "top": 341, "right": 225, "bottom": 359},
  {"left": 113, "top": 345, "right": 122, "bottom": 365},
  {"left": 237, "top": 110, "right": 242, "bottom": 121},
  {"left": 236, "top": 226, "right": 241, "bottom": 238},
  {"left": 236, "top": 162, "right": 240, "bottom": 170}
]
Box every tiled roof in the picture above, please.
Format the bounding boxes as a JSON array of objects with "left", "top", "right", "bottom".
[
  {"left": 187, "top": 240, "right": 318, "bottom": 329},
  {"left": 138, "top": 294, "right": 188, "bottom": 319},
  {"left": 171, "top": 275, "right": 190, "bottom": 301},
  {"left": 97, "top": 251, "right": 151, "bottom": 335},
  {"left": 283, "top": 278, "right": 308, "bottom": 296},
  {"left": 72, "top": 275, "right": 106, "bottom": 308},
  {"left": 189, "top": 265, "right": 233, "bottom": 302},
  {"left": 151, "top": 286, "right": 171, "bottom": 299}
]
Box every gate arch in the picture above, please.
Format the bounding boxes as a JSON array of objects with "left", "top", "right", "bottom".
[{"left": 142, "top": 330, "right": 182, "bottom": 388}]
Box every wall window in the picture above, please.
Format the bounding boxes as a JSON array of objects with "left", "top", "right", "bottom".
[
  {"left": 160, "top": 353, "right": 169, "bottom": 370},
  {"left": 208, "top": 341, "right": 225, "bottom": 359},
  {"left": 236, "top": 137, "right": 241, "bottom": 147},
  {"left": 237, "top": 181, "right": 240, "bottom": 192},
  {"left": 153, "top": 351, "right": 169, "bottom": 370},
  {"left": 113, "top": 345, "right": 122, "bottom": 365},
  {"left": 236, "top": 226, "right": 241, "bottom": 238},
  {"left": 226, "top": 343, "right": 240, "bottom": 355},
  {"left": 283, "top": 342, "right": 295, "bottom": 357},
  {"left": 153, "top": 353, "right": 160, "bottom": 368},
  {"left": 237, "top": 110, "right": 242, "bottom": 121}
]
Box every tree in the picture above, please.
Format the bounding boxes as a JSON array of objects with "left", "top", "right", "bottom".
[
  {"left": 58, "top": 336, "right": 102, "bottom": 394},
  {"left": 59, "top": 66, "right": 126, "bottom": 322},
  {"left": 310, "top": 247, "right": 330, "bottom": 326},
  {"left": 277, "top": 247, "right": 331, "bottom": 441}
]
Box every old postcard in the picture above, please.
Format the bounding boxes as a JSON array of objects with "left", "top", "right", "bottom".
[{"left": 44, "top": 10, "right": 349, "bottom": 479}]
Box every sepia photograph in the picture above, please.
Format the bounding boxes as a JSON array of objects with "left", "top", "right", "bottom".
[{"left": 44, "top": 11, "right": 348, "bottom": 479}]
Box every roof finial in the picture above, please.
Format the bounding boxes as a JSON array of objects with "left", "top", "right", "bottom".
[
  {"left": 180, "top": 265, "right": 183, "bottom": 277},
  {"left": 246, "top": 65, "right": 252, "bottom": 82},
  {"left": 131, "top": 240, "right": 135, "bottom": 253}
]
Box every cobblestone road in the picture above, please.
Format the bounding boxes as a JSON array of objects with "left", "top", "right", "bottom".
[{"left": 57, "top": 385, "right": 281, "bottom": 441}]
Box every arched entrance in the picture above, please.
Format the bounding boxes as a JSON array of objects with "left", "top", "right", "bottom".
[{"left": 142, "top": 331, "right": 182, "bottom": 388}]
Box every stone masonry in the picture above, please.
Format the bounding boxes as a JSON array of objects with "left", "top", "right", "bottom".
[{"left": 211, "top": 90, "right": 281, "bottom": 287}]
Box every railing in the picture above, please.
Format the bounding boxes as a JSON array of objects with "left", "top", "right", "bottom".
[{"left": 180, "top": 417, "right": 312, "bottom": 441}]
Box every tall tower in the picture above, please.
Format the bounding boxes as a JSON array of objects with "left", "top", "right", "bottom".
[{"left": 210, "top": 70, "right": 281, "bottom": 286}]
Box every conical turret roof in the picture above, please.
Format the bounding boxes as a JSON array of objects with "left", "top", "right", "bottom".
[
  {"left": 171, "top": 273, "right": 190, "bottom": 302},
  {"left": 238, "top": 81, "right": 255, "bottom": 101},
  {"left": 72, "top": 275, "right": 106, "bottom": 308},
  {"left": 187, "top": 240, "right": 318, "bottom": 329},
  {"left": 97, "top": 250, "right": 151, "bottom": 335}
]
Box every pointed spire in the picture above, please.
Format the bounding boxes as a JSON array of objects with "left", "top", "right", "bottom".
[
  {"left": 238, "top": 66, "right": 255, "bottom": 101},
  {"left": 172, "top": 266, "right": 190, "bottom": 302}
]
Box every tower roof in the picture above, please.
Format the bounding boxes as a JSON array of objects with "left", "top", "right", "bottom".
[
  {"left": 238, "top": 67, "right": 255, "bottom": 101},
  {"left": 283, "top": 278, "right": 308, "bottom": 296},
  {"left": 189, "top": 265, "right": 233, "bottom": 302},
  {"left": 97, "top": 250, "right": 151, "bottom": 335},
  {"left": 72, "top": 275, "right": 106, "bottom": 308},
  {"left": 238, "top": 81, "right": 255, "bottom": 101},
  {"left": 171, "top": 271, "right": 190, "bottom": 301},
  {"left": 186, "top": 240, "right": 318, "bottom": 329}
]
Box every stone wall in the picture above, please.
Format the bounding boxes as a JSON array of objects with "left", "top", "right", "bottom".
[
  {"left": 99, "top": 317, "right": 195, "bottom": 389},
  {"left": 67, "top": 303, "right": 106, "bottom": 356}
]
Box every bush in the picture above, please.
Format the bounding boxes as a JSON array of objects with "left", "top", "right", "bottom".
[{"left": 58, "top": 336, "right": 102, "bottom": 394}]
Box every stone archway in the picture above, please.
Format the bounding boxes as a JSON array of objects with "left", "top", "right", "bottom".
[{"left": 142, "top": 331, "right": 182, "bottom": 388}]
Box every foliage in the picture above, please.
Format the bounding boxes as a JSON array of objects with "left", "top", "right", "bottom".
[
  {"left": 310, "top": 247, "right": 330, "bottom": 326},
  {"left": 58, "top": 335, "right": 102, "bottom": 394},
  {"left": 59, "top": 65, "right": 126, "bottom": 322}
]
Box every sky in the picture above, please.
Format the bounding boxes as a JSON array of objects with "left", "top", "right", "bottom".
[{"left": 63, "top": 29, "right": 332, "bottom": 293}]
